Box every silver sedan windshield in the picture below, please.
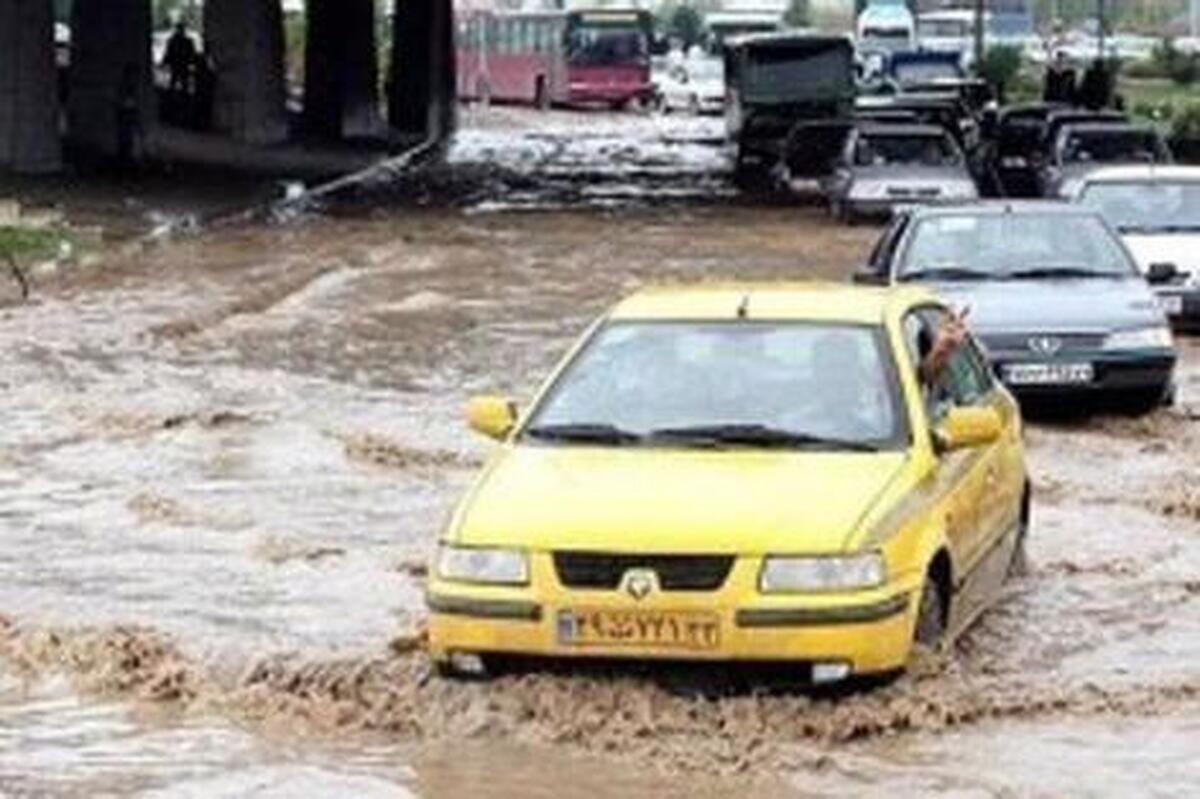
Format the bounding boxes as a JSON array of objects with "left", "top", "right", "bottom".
[{"left": 899, "top": 213, "right": 1135, "bottom": 279}]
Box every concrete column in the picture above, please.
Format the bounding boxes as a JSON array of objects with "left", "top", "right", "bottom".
[
  {"left": 67, "top": 0, "right": 153, "bottom": 160},
  {"left": 390, "top": 0, "right": 456, "bottom": 140},
  {"left": 0, "top": 0, "right": 61, "bottom": 173},
  {"left": 305, "top": 0, "right": 381, "bottom": 140},
  {"left": 204, "top": 0, "right": 288, "bottom": 145}
]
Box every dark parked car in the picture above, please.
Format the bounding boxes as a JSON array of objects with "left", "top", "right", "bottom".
[
  {"left": 1039, "top": 108, "right": 1128, "bottom": 153},
  {"left": 855, "top": 202, "right": 1177, "bottom": 411},
  {"left": 1039, "top": 122, "right": 1173, "bottom": 198},
  {"left": 855, "top": 91, "right": 975, "bottom": 147},
  {"left": 987, "top": 103, "right": 1066, "bottom": 197}
]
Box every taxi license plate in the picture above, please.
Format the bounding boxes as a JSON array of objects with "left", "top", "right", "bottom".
[
  {"left": 557, "top": 609, "right": 720, "bottom": 651},
  {"left": 1158, "top": 294, "right": 1184, "bottom": 316},
  {"left": 1003, "top": 362, "right": 1094, "bottom": 386}
]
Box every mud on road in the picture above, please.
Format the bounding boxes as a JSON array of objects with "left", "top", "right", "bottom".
[{"left": 1, "top": 112, "right": 1199, "bottom": 797}]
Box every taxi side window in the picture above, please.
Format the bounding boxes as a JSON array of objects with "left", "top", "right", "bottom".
[
  {"left": 921, "top": 309, "right": 991, "bottom": 410},
  {"left": 905, "top": 308, "right": 991, "bottom": 422}
]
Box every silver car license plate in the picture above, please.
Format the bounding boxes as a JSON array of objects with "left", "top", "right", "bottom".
[{"left": 1003, "top": 363, "right": 1094, "bottom": 386}]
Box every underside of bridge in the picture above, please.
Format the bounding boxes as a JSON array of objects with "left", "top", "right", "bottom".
[
  {"left": 0, "top": 0, "right": 456, "bottom": 175},
  {"left": 0, "top": 0, "right": 61, "bottom": 173}
]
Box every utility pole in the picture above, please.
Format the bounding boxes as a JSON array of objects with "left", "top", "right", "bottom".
[
  {"left": 1097, "top": 0, "right": 1106, "bottom": 60},
  {"left": 973, "top": 0, "right": 985, "bottom": 71}
]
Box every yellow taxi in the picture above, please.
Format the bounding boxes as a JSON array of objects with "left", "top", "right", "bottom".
[{"left": 427, "top": 284, "right": 1029, "bottom": 682}]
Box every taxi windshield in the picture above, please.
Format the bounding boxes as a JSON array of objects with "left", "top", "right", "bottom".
[{"left": 524, "top": 321, "right": 906, "bottom": 450}]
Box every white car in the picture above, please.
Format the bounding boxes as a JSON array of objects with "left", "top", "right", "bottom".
[
  {"left": 656, "top": 58, "right": 725, "bottom": 115},
  {"left": 1072, "top": 165, "right": 1200, "bottom": 328}
]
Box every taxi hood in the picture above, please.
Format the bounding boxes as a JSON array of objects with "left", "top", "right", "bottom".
[{"left": 449, "top": 446, "right": 908, "bottom": 554}]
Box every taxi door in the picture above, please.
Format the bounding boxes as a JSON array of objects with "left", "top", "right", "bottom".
[{"left": 906, "top": 308, "right": 1002, "bottom": 623}]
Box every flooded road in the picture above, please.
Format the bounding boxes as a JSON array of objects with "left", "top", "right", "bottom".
[{"left": 1, "top": 109, "right": 1199, "bottom": 796}]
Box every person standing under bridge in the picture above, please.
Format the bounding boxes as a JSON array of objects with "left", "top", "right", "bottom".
[{"left": 163, "top": 22, "right": 197, "bottom": 98}]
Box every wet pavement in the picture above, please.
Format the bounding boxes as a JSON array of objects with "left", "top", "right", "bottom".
[{"left": 1, "top": 108, "right": 1198, "bottom": 797}]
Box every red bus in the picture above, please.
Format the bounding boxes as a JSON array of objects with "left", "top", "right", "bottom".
[{"left": 456, "top": 9, "right": 654, "bottom": 109}]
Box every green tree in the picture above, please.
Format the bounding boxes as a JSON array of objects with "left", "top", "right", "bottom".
[
  {"left": 667, "top": 4, "right": 704, "bottom": 50},
  {"left": 783, "top": 0, "right": 810, "bottom": 29},
  {"left": 976, "top": 45, "right": 1024, "bottom": 100}
]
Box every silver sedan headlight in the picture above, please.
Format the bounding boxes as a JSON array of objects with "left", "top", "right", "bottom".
[
  {"left": 849, "top": 181, "right": 888, "bottom": 200},
  {"left": 943, "top": 181, "right": 979, "bottom": 199},
  {"left": 759, "top": 553, "right": 885, "bottom": 593},
  {"left": 1103, "top": 326, "right": 1174, "bottom": 351},
  {"left": 436, "top": 544, "right": 529, "bottom": 585}
]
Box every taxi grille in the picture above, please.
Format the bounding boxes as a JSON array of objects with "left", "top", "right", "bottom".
[{"left": 553, "top": 553, "right": 735, "bottom": 592}]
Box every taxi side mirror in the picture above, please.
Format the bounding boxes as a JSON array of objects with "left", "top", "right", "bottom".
[
  {"left": 466, "top": 395, "right": 517, "bottom": 441},
  {"left": 934, "top": 406, "right": 1002, "bottom": 453}
]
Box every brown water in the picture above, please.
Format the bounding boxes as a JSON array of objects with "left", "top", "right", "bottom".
[{"left": 1, "top": 110, "right": 1199, "bottom": 797}]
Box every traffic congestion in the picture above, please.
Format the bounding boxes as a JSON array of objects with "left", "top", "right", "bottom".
[{"left": 1, "top": 0, "right": 1199, "bottom": 795}]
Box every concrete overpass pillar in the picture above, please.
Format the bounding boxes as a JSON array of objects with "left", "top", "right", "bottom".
[
  {"left": 204, "top": 0, "right": 288, "bottom": 145},
  {"left": 390, "top": 0, "right": 456, "bottom": 140},
  {"left": 67, "top": 0, "right": 153, "bottom": 161},
  {"left": 304, "top": 0, "right": 381, "bottom": 139},
  {"left": 0, "top": 0, "right": 61, "bottom": 173}
]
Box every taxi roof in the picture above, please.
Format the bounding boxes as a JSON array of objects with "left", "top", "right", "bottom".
[{"left": 607, "top": 282, "right": 937, "bottom": 324}]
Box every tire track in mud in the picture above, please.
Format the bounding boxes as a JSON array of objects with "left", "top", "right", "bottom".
[{"left": 2, "top": 615, "right": 1198, "bottom": 775}]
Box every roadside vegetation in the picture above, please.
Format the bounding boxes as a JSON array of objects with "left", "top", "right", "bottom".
[{"left": 0, "top": 224, "right": 72, "bottom": 265}]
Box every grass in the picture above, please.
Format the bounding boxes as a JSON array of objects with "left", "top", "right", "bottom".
[
  {"left": 1120, "top": 77, "right": 1197, "bottom": 116},
  {"left": 0, "top": 225, "right": 71, "bottom": 264}
]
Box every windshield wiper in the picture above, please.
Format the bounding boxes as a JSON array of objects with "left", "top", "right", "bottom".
[
  {"left": 899, "top": 266, "right": 993, "bottom": 282},
  {"left": 524, "top": 423, "right": 643, "bottom": 445},
  {"left": 649, "top": 424, "right": 880, "bottom": 452},
  {"left": 1118, "top": 224, "right": 1200, "bottom": 234},
  {"left": 1006, "top": 265, "right": 1114, "bottom": 279}
]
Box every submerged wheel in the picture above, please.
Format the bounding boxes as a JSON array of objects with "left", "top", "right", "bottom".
[
  {"left": 1008, "top": 486, "right": 1031, "bottom": 578},
  {"left": 830, "top": 197, "right": 853, "bottom": 224},
  {"left": 913, "top": 577, "right": 946, "bottom": 650},
  {"left": 534, "top": 77, "right": 551, "bottom": 111},
  {"left": 1120, "top": 385, "right": 1173, "bottom": 415}
]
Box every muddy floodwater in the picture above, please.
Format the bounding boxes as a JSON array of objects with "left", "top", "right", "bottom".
[{"left": 1, "top": 110, "right": 1199, "bottom": 797}]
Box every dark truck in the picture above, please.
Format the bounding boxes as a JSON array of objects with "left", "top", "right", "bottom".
[{"left": 724, "top": 33, "right": 856, "bottom": 187}]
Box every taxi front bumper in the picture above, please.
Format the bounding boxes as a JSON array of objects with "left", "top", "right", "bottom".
[{"left": 426, "top": 562, "right": 921, "bottom": 676}]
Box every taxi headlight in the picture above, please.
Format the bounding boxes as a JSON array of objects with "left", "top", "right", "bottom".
[
  {"left": 760, "top": 553, "right": 885, "bottom": 593},
  {"left": 1103, "top": 326, "right": 1173, "bottom": 351},
  {"left": 436, "top": 544, "right": 529, "bottom": 585}
]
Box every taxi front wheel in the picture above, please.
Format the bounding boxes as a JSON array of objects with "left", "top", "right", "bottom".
[{"left": 913, "top": 578, "right": 946, "bottom": 650}]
